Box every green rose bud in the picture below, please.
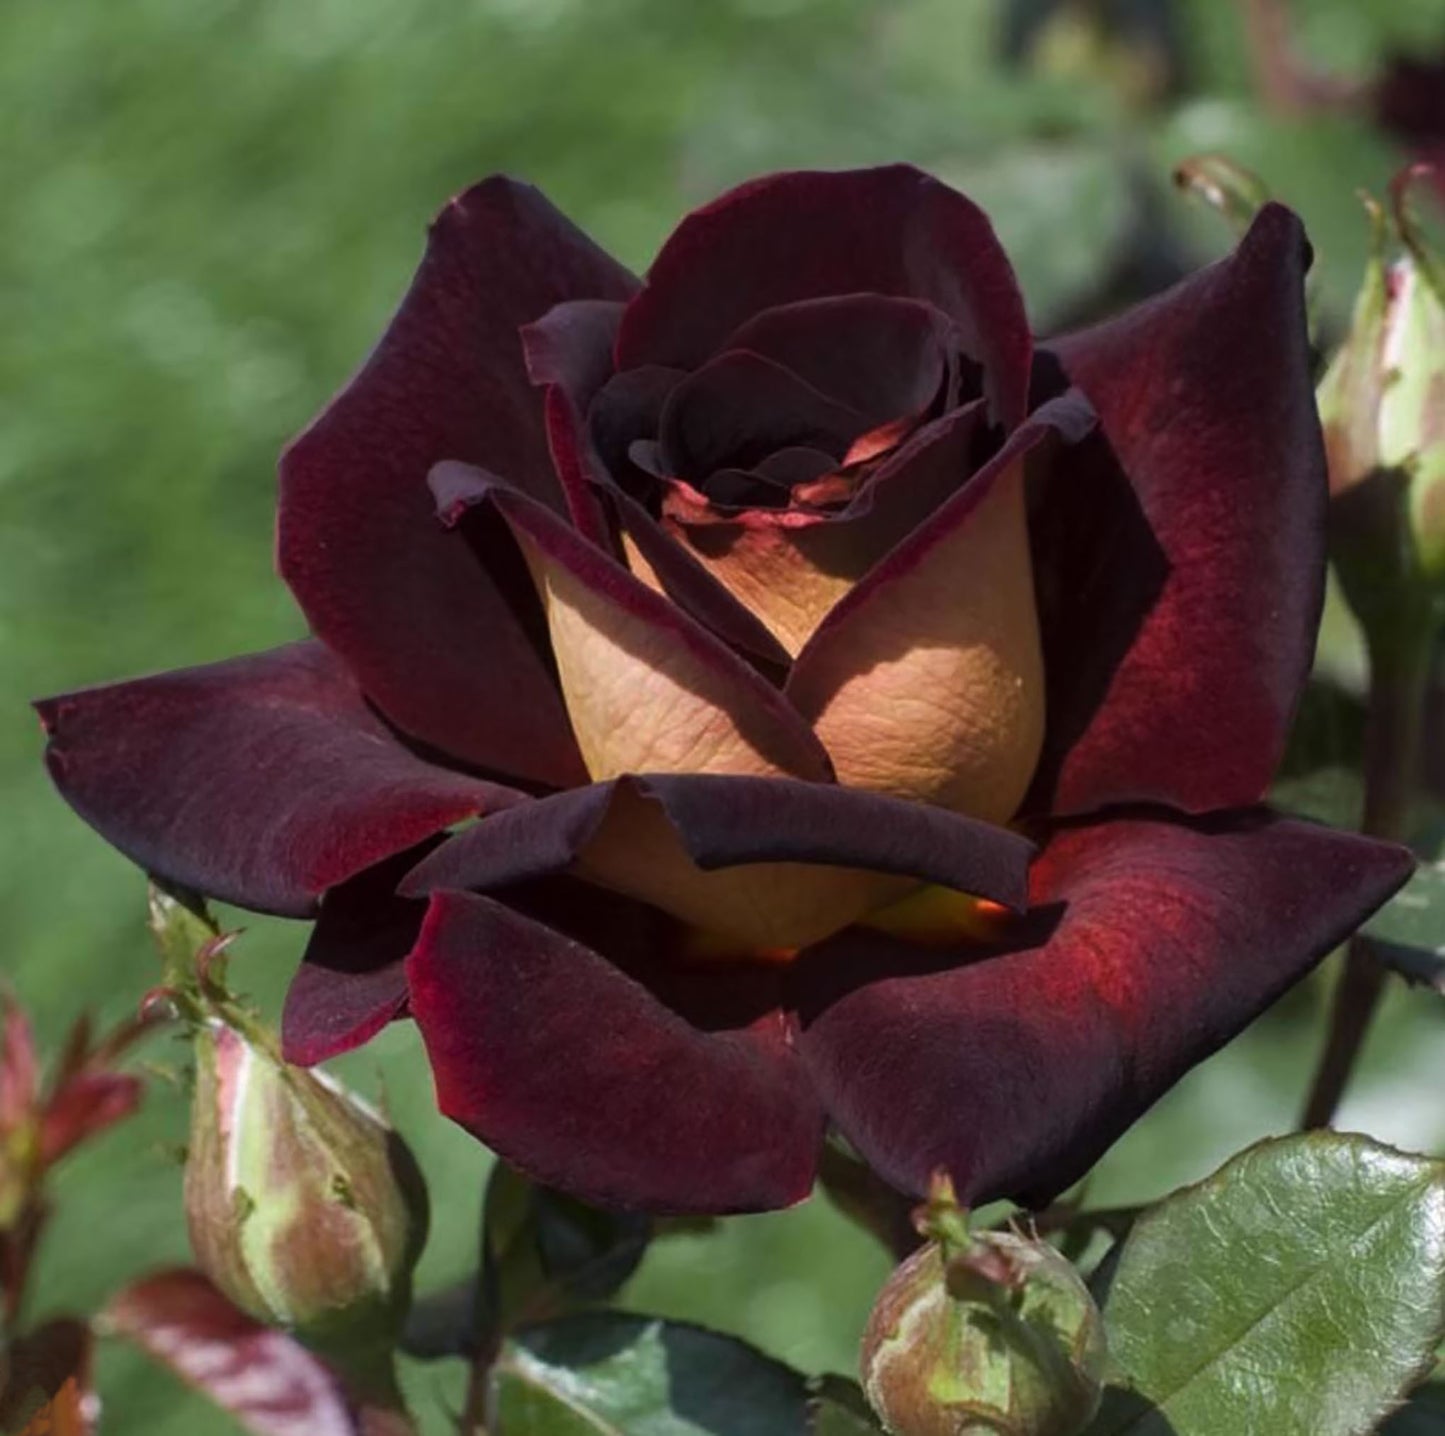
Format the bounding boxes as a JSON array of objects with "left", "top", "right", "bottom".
[
  {"left": 1317, "top": 169, "right": 1445, "bottom": 603},
  {"left": 860, "top": 1177, "right": 1105, "bottom": 1436},
  {"left": 183, "top": 1019, "right": 427, "bottom": 1362}
]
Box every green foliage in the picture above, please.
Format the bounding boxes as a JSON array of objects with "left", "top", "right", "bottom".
[
  {"left": 806, "top": 1376, "right": 886, "bottom": 1435},
  {"left": 488, "top": 1313, "right": 811, "bottom": 1435},
  {"left": 1088, "top": 1133, "right": 1445, "bottom": 1435}
]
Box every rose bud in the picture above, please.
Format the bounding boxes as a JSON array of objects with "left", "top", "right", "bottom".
[
  {"left": 861, "top": 1176, "right": 1105, "bottom": 1436},
  {"left": 1317, "top": 169, "right": 1445, "bottom": 626},
  {"left": 184, "top": 1018, "right": 427, "bottom": 1362}
]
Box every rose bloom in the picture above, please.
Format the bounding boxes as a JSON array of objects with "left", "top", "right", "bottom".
[{"left": 39, "top": 166, "right": 1410, "bottom": 1214}]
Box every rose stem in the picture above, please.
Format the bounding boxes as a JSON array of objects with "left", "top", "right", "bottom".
[{"left": 1299, "top": 626, "right": 1430, "bottom": 1129}]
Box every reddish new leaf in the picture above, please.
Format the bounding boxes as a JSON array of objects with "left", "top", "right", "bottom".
[{"left": 104, "top": 1269, "right": 356, "bottom": 1436}]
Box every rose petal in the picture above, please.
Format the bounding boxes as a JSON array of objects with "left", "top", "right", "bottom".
[
  {"left": 35, "top": 641, "right": 526, "bottom": 917},
  {"left": 587, "top": 364, "right": 687, "bottom": 486},
  {"left": 722, "top": 293, "right": 952, "bottom": 425},
  {"left": 608, "top": 487, "right": 792, "bottom": 671},
  {"left": 617, "top": 165, "right": 1032, "bottom": 428},
  {"left": 402, "top": 773, "right": 1032, "bottom": 949},
  {"left": 281, "top": 843, "right": 439, "bottom": 1066},
  {"left": 519, "top": 297, "right": 628, "bottom": 542},
  {"left": 407, "top": 889, "right": 823, "bottom": 1213},
  {"left": 790, "top": 809, "right": 1413, "bottom": 1204},
  {"left": 662, "top": 400, "right": 990, "bottom": 656},
  {"left": 1028, "top": 204, "right": 1325, "bottom": 814},
  {"left": 658, "top": 349, "right": 866, "bottom": 479},
  {"left": 278, "top": 178, "right": 635, "bottom": 785},
  {"left": 430, "top": 462, "right": 832, "bottom": 783},
  {"left": 785, "top": 395, "right": 1094, "bottom": 822}
]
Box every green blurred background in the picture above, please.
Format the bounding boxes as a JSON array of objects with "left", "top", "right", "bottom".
[{"left": 5, "top": 0, "right": 1445, "bottom": 1428}]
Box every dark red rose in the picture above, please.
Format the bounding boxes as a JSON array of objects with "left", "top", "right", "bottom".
[{"left": 37, "top": 166, "right": 1411, "bottom": 1214}]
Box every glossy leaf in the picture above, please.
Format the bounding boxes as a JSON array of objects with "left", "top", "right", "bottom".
[
  {"left": 488, "top": 1312, "right": 810, "bottom": 1434},
  {"left": 806, "top": 1376, "right": 885, "bottom": 1435},
  {"left": 1087, "top": 1133, "right": 1445, "bottom": 1436},
  {"left": 1363, "top": 864, "right": 1445, "bottom": 957},
  {"left": 480, "top": 1160, "right": 654, "bottom": 1338},
  {"left": 1384, "top": 1385, "right": 1445, "bottom": 1433}
]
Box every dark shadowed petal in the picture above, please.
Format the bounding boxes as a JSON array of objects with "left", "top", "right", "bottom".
[
  {"left": 515, "top": 316, "right": 791, "bottom": 670},
  {"left": 786, "top": 395, "right": 1094, "bottom": 822},
  {"left": 406, "top": 889, "right": 823, "bottom": 1213},
  {"left": 402, "top": 772, "right": 1032, "bottom": 949},
  {"left": 722, "top": 294, "right": 952, "bottom": 425},
  {"left": 617, "top": 165, "right": 1031, "bottom": 427},
  {"left": 587, "top": 365, "right": 687, "bottom": 484},
  {"left": 278, "top": 178, "right": 636, "bottom": 785},
  {"left": 282, "top": 842, "right": 440, "bottom": 1066},
  {"left": 658, "top": 350, "right": 865, "bottom": 479},
  {"left": 606, "top": 486, "right": 793, "bottom": 671},
  {"left": 430, "top": 462, "right": 833, "bottom": 785},
  {"left": 521, "top": 298, "right": 627, "bottom": 543},
  {"left": 523, "top": 324, "right": 800, "bottom": 671},
  {"left": 35, "top": 641, "right": 527, "bottom": 918},
  {"left": 790, "top": 809, "right": 1413, "bottom": 1205},
  {"left": 1029, "top": 204, "right": 1325, "bottom": 816}
]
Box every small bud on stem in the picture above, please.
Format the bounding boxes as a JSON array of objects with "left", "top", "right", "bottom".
[{"left": 861, "top": 1172, "right": 1105, "bottom": 1436}]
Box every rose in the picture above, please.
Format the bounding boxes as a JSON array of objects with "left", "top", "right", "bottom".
[{"left": 37, "top": 166, "right": 1410, "bottom": 1215}]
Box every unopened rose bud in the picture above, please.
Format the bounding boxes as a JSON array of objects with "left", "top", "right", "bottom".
[
  {"left": 861, "top": 1178, "right": 1105, "bottom": 1436},
  {"left": 184, "top": 1019, "right": 427, "bottom": 1360},
  {"left": 1317, "top": 170, "right": 1445, "bottom": 605}
]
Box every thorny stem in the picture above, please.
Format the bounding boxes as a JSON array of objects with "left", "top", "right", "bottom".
[{"left": 1300, "top": 629, "right": 1431, "bottom": 1129}]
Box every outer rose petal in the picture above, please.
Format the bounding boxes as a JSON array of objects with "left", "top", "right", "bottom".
[
  {"left": 1029, "top": 204, "right": 1325, "bottom": 814},
  {"left": 406, "top": 890, "right": 823, "bottom": 1213},
  {"left": 661, "top": 401, "right": 989, "bottom": 657},
  {"left": 786, "top": 395, "right": 1094, "bottom": 824},
  {"left": 35, "top": 641, "right": 525, "bottom": 917},
  {"left": 403, "top": 773, "right": 1033, "bottom": 950},
  {"left": 617, "top": 165, "right": 1032, "bottom": 428},
  {"left": 430, "top": 463, "right": 832, "bottom": 783},
  {"left": 278, "top": 178, "right": 637, "bottom": 786},
  {"left": 790, "top": 810, "right": 1414, "bottom": 1204}
]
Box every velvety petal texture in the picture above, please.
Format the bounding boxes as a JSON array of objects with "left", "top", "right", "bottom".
[
  {"left": 790, "top": 811, "right": 1413, "bottom": 1204},
  {"left": 407, "top": 890, "right": 823, "bottom": 1213},
  {"left": 431, "top": 462, "right": 833, "bottom": 784},
  {"left": 1029, "top": 204, "right": 1326, "bottom": 815},
  {"left": 787, "top": 396, "right": 1093, "bottom": 822},
  {"left": 281, "top": 842, "right": 438, "bottom": 1065},
  {"left": 659, "top": 399, "right": 992, "bottom": 658},
  {"left": 278, "top": 178, "right": 637, "bottom": 786},
  {"left": 616, "top": 165, "right": 1032, "bottom": 427},
  {"left": 404, "top": 772, "right": 1033, "bottom": 949},
  {"left": 36, "top": 642, "right": 524, "bottom": 917}
]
